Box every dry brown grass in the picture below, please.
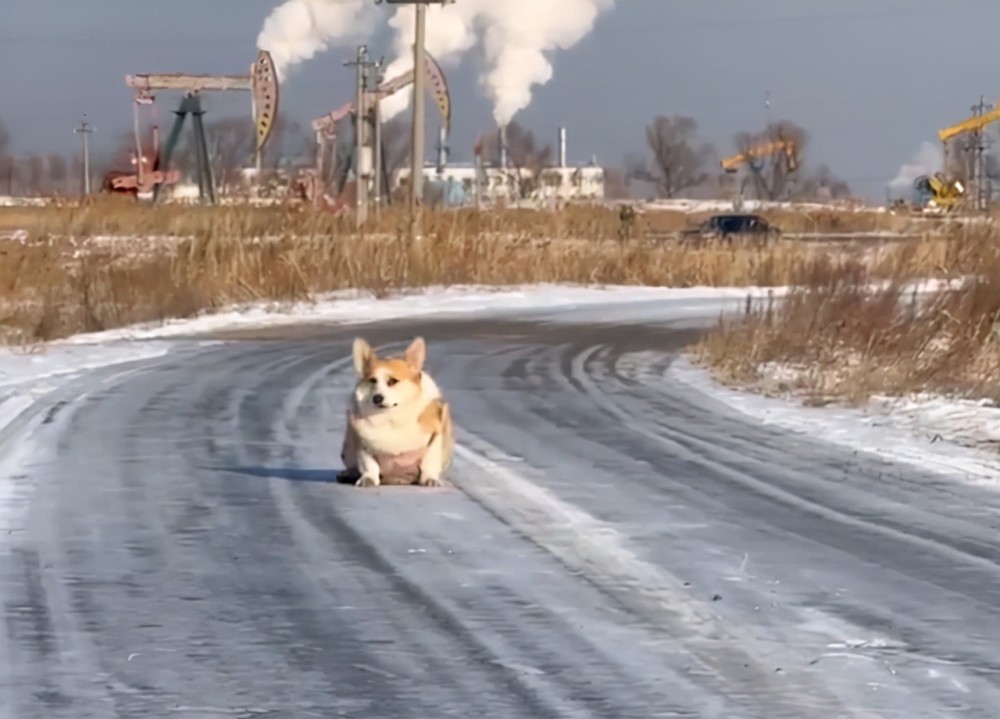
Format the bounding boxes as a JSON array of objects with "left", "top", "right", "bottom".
[
  {"left": 695, "top": 222, "right": 1000, "bottom": 404},
  {"left": 0, "top": 194, "right": 923, "bottom": 240},
  {"left": 0, "top": 197, "right": 985, "bottom": 347}
]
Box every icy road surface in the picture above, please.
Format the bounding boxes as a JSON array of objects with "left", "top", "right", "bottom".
[{"left": 1, "top": 313, "right": 999, "bottom": 718}]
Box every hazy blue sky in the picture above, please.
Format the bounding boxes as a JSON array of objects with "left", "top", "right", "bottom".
[{"left": 2, "top": 0, "right": 998, "bottom": 200}]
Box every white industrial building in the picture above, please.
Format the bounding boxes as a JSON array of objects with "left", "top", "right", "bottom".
[{"left": 391, "top": 126, "right": 606, "bottom": 206}]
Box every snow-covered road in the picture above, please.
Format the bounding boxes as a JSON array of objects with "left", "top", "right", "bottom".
[{"left": 1, "top": 305, "right": 999, "bottom": 718}]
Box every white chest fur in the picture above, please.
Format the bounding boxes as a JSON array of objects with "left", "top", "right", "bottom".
[{"left": 352, "top": 408, "right": 433, "bottom": 456}]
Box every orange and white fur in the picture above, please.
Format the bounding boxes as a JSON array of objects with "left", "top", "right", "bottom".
[{"left": 340, "top": 336, "right": 454, "bottom": 488}]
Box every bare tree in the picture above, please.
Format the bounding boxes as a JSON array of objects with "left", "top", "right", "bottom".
[
  {"left": 70, "top": 156, "right": 85, "bottom": 194},
  {"left": 257, "top": 111, "right": 309, "bottom": 169},
  {"left": 147, "top": 111, "right": 304, "bottom": 189},
  {"left": 506, "top": 122, "right": 553, "bottom": 172},
  {"left": 623, "top": 151, "right": 658, "bottom": 197},
  {"left": 627, "top": 115, "right": 714, "bottom": 198},
  {"left": 91, "top": 131, "right": 143, "bottom": 193},
  {"left": 0, "top": 119, "right": 10, "bottom": 161},
  {"left": 95, "top": 130, "right": 142, "bottom": 178},
  {"left": 21, "top": 155, "right": 44, "bottom": 195},
  {"left": 507, "top": 123, "right": 553, "bottom": 198},
  {"left": 942, "top": 136, "right": 978, "bottom": 185},
  {"left": 729, "top": 120, "right": 857, "bottom": 201},
  {"left": 380, "top": 115, "right": 411, "bottom": 177},
  {"left": 731, "top": 119, "right": 807, "bottom": 201},
  {"left": 204, "top": 117, "right": 256, "bottom": 188},
  {"left": 986, "top": 145, "right": 1000, "bottom": 203},
  {"left": 175, "top": 116, "right": 261, "bottom": 191},
  {"left": 1, "top": 161, "right": 17, "bottom": 195},
  {"left": 474, "top": 120, "right": 552, "bottom": 198},
  {"left": 603, "top": 166, "right": 628, "bottom": 199},
  {"left": 0, "top": 119, "right": 13, "bottom": 195},
  {"left": 47, "top": 154, "right": 68, "bottom": 193},
  {"left": 794, "top": 164, "right": 852, "bottom": 200},
  {"left": 985, "top": 151, "right": 1000, "bottom": 180}
]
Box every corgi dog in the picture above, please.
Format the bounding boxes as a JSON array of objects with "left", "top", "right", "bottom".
[{"left": 339, "top": 336, "right": 454, "bottom": 488}]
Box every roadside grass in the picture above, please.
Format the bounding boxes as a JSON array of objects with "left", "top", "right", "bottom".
[
  {"left": 0, "top": 194, "right": 926, "bottom": 240},
  {"left": 0, "top": 197, "right": 985, "bottom": 348},
  {"left": 694, "top": 222, "right": 1000, "bottom": 404}
]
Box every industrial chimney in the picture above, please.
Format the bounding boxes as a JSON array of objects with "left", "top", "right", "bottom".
[
  {"left": 498, "top": 125, "right": 508, "bottom": 169},
  {"left": 437, "top": 126, "right": 448, "bottom": 172},
  {"left": 558, "top": 126, "right": 567, "bottom": 168}
]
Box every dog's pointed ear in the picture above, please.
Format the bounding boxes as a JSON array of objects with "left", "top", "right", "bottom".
[
  {"left": 405, "top": 336, "right": 426, "bottom": 371},
  {"left": 352, "top": 337, "right": 375, "bottom": 375}
]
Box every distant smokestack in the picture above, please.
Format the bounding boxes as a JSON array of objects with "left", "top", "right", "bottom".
[
  {"left": 558, "top": 126, "right": 567, "bottom": 168},
  {"left": 437, "top": 126, "right": 448, "bottom": 171},
  {"left": 498, "top": 125, "right": 508, "bottom": 169}
]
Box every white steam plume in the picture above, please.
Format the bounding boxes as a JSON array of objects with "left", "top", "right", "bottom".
[
  {"left": 887, "top": 141, "right": 943, "bottom": 198},
  {"left": 258, "top": 0, "right": 615, "bottom": 126},
  {"left": 257, "top": 0, "right": 378, "bottom": 83}
]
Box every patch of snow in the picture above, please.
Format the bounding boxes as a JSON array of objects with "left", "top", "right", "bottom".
[
  {"left": 0, "top": 343, "right": 179, "bottom": 443},
  {"left": 59, "top": 284, "right": 795, "bottom": 344},
  {"left": 60, "top": 279, "right": 960, "bottom": 345},
  {"left": 0, "top": 230, "right": 28, "bottom": 243},
  {"left": 869, "top": 394, "right": 1000, "bottom": 448},
  {"left": 0, "top": 196, "right": 48, "bottom": 207},
  {"left": 0, "top": 342, "right": 175, "bottom": 387},
  {"left": 632, "top": 198, "right": 879, "bottom": 214},
  {"left": 780, "top": 231, "right": 915, "bottom": 240},
  {"left": 0, "top": 340, "right": 186, "bottom": 528},
  {"left": 670, "top": 356, "right": 1000, "bottom": 484}
]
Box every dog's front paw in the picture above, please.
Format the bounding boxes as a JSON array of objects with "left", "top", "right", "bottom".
[
  {"left": 336, "top": 467, "right": 361, "bottom": 484},
  {"left": 355, "top": 474, "right": 381, "bottom": 488},
  {"left": 418, "top": 474, "right": 443, "bottom": 487}
]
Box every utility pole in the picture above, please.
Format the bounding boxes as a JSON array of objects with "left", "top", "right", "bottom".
[
  {"left": 356, "top": 45, "right": 368, "bottom": 228},
  {"left": 372, "top": 56, "right": 385, "bottom": 218},
  {"left": 364, "top": 57, "right": 384, "bottom": 219},
  {"left": 973, "top": 95, "right": 990, "bottom": 212},
  {"left": 377, "top": 0, "right": 455, "bottom": 240},
  {"left": 410, "top": 2, "right": 427, "bottom": 239},
  {"left": 344, "top": 45, "right": 377, "bottom": 228},
  {"left": 74, "top": 114, "right": 94, "bottom": 196}
]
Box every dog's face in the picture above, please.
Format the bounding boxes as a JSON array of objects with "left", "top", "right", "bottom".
[{"left": 351, "top": 336, "right": 427, "bottom": 413}]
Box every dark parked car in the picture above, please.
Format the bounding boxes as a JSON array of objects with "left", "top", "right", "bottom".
[{"left": 681, "top": 213, "right": 781, "bottom": 245}]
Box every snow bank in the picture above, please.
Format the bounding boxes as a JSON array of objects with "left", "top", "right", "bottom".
[
  {"left": 670, "top": 357, "right": 999, "bottom": 484},
  {"left": 59, "top": 278, "right": 960, "bottom": 346},
  {"left": 58, "top": 284, "right": 794, "bottom": 344},
  {"left": 634, "top": 198, "right": 879, "bottom": 214},
  {"left": 0, "top": 341, "right": 180, "bottom": 457},
  {"left": 0, "top": 196, "right": 48, "bottom": 208}
]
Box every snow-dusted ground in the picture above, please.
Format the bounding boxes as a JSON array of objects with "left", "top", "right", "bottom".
[
  {"left": 0, "top": 196, "right": 48, "bottom": 208},
  {"left": 634, "top": 198, "right": 880, "bottom": 214},
  {"left": 61, "top": 283, "right": 791, "bottom": 343},
  {"left": 0, "top": 280, "right": 993, "bottom": 491},
  {"left": 671, "top": 357, "right": 999, "bottom": 484},
  {"left": 61, "top": 278, "right": 962, "bottom": 345},
  {"left": 0, "top": 339, "right": 188, "bottom": 528}
]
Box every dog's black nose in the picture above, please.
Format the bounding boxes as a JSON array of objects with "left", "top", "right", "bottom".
[{"left": 372, "top": 393, "right": 384, "bottom": 405}]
